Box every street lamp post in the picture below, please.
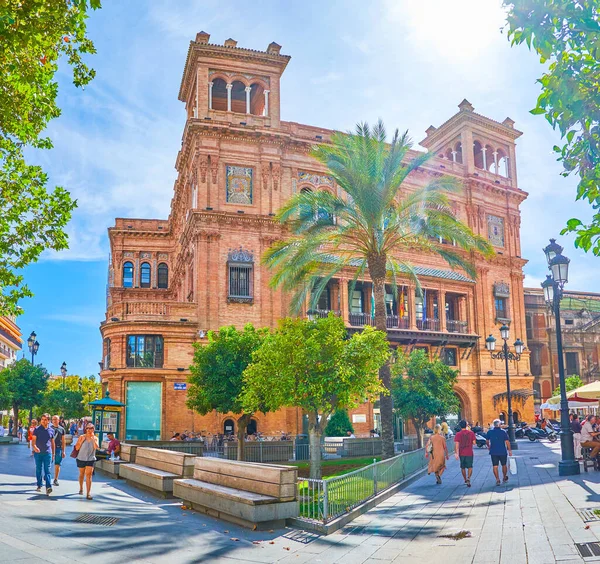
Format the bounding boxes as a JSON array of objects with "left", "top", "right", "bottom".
[
  {"left": 541, "top": 238, "right": 580, "bottom": 476},
  {"left": 60, "top": 362, "right": 67, "bottom": 390},
  {"left": 485, "top": 326, "right": 524, "bottom": 451},
  {"left": 26, "top": 331, "right": 40, "bottom": 423}
]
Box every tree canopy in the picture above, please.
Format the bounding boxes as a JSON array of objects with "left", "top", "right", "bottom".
[
  {"left": 504, "top": 0, "right": 600, "bottom": 254},
  {"left": 243, "top": 315, "right": 389, "bottom": 478},
  {"left": 0, "top": 0, "right": 101, "bottom": 314},
  {"left": 325, "top": 409, "right": 354, "bottom": 437},
  {"left": 187, "top": 324, "right": 268, "bottom": 460},
  {"left": 263, "top": 120, "right": 492, "bottom": 459},
  {"left": 553, "top": 374, "right": 584, "bottom": 397},
  {"left": 0, "top": 358, "right": 49, "bottom": 433},
  {"left": 392, "top": 350, "right": 459, "bottom": 448}
]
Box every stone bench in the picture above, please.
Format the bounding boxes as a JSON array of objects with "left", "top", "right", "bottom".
[
  {"left": 120, "top": 443, "right": 137, "bottom": 463},
  {"left": 119, "top": 447, "right": 196, "bottom": 497},
  {"left": 95, "top": 458, "right": 127, "bottom": 478},
  {"left": 173, "top": 457, "right": 298, "bottom": 529}
]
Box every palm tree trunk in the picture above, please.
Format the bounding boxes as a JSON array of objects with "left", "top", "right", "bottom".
[{"left": 368, "top": 254, "right": 395, "bottom": 460}]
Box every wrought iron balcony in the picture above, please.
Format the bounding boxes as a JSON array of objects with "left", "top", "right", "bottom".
[
  {"left": 416, "top": 318, "right": 440, "bottom": 332},
  {"left": 446, "top": 319, "right": 468, "bottom": 333}
]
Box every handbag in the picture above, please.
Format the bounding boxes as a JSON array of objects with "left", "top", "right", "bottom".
[
  {"left": 426, "top": 440, "right": 433, "bottom": 454},
  {"left": 509, "top": 456, "right": 517, "bottom": 475},
  {"left": 70, "top": 444, "right": 79, "bottom": 459}
]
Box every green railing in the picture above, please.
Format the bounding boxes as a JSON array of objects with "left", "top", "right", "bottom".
[{"left": 298, "top": 437, "right": 455, "bottom": 523}]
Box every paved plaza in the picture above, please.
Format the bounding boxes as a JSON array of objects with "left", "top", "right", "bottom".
[{"left": 2, "top": 441, "right": 600, "bottom": 563}]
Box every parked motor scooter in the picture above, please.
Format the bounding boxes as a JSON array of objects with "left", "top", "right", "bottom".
[{"left": 475, "top": 433, "right": 488, "bottom": 448}]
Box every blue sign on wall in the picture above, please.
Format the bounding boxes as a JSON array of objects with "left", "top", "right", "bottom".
[{"left": 174, "top": 382, "right": 187, "bottom": 391}]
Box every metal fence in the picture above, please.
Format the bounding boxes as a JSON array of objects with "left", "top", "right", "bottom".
[{"left": 298, "top": 437, "right": 455, "bottom": 524}]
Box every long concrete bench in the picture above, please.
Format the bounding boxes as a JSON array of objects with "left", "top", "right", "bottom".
[
  {"left": 119, "top": 447, "right": 196, "bottom": 497},
  {"left": 173, "top": 458, "right": 298, "bottom": 529},
  {"left": 120, "top": 443, "right": 137, "bottom": 463}
]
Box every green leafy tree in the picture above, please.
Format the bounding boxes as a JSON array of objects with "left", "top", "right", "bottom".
[
  {"left": 552, "top": 374, "right": 584, "bottom": 397},
  {"left": 325, "top": 409, "right": 354, "bottom": 437},
  {"left": 0, "top": 359, "right": 48, "bottom": 435},
  {"left": 243, "top": 315, "right": 389, "bottom": 479},
  {"left": 187, "top": 324, "right": 268, "bottom": 461},
  {"left": 263, "top": 121, "right": 492, "bottom": 459},
  {"left": 504, "top": 1, "right": 600, "bottom": 254},
  {"left": 392, "top": 350, "right": 459, "bottom": 448},
  {"left": 38, "top": 389, "right": 87, "bottom": 419},
  {"left": 0, "top": 0, "right": 101, "bottom": 314}
]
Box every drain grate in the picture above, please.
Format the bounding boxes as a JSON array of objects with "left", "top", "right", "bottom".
[
  {"left": 75, "top": 514, "right": 120, "bottom": 527},
  {"left": 576, "top": 542, "right": 600, "bottom": 558},
  {"left": 529, "top": 457, "right": 539, "bottom": 460},
  {"left": 577, "top": 509, "right": 600, "bottom": 523}
]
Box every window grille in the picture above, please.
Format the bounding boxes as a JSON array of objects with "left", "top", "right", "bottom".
[
  {"left": 227, "top": 247, "right": 254, "bottom": 303},
  {"left": 157, "top": 263, "right": 169, "bottom": 289}
]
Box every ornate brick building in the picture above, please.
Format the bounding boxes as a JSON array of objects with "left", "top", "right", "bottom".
[
  {"left": 0, "top": 315, "right": 21, "bottom": 369},
  {"left": 525, "top": 288, "right": 600, "bottom": 408},
  {"left": 100, "top": 33, "right": 534, "bottom": 441}
]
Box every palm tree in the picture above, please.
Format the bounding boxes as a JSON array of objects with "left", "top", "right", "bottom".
[{"left": 263, "top": 121, "right": 493, "bottom": 459}]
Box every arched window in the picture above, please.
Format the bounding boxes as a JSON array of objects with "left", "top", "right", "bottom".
[
  {"left": 140, "top": 262, "right": 151, "bottom": 288},
  {"left": 123, "top": 261, "right": 134, "bottom": 288},
  {"left": 249, "top": 83, "right": 265, "bottom": 115},
  {"left": 230, "top": 80, "right": 246, "bottom": 114},
  {"left": 158, "top": 263, "right": 169, "bottom": 289},
  {"left": 246, "top": 418, "right": 257, "bottom": 435},
  {"left": 496, "top": 149, "right": 509, "bottom": 178},
  {"left": 211, "top": 78, "right": 227, "bottom": 111},
  {"left": 473, "top": 141, "right": 484, "bottom": 169},
  {"left": 454, "top": 142, "right": 463, "bottom": 164},
  {"left": 224, "top": 418, "right": 235, "bottom": 435}
]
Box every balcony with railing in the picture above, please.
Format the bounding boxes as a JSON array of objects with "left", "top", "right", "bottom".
[
  {"left": 106, "top": 296, "right": 197, "bottom": 324},
  {"left": 446, "top": 319, "right": 468, "bottom": 333}
]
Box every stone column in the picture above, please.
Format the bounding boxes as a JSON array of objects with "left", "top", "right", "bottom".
[
  {"left": 245, "top": 86, "right": 251, "bottom": 114},
  {"left": 340, "top": 278, "right": 349, "bottom": 325},
  {"left": 451, "top": 150, "right": 457, "bottom": 162},
  {"left": 208, "top": 82, "right": 213, "bottom": 111},
  {"left": 505, "top": 156, "right": 510, "bottom": 178},
  {"left": 493, "top": 151, "right": 498, "bottom": 175},
  {"left": 408, "top": 285, "right": 417, "bottom": 330},
  {"left": 226, "top": 83, "right": 232, "bottom": 112},
  {"left": 264, "top": 90, "right": 270, "bottom": 116},
  {"left": 482, "top": 147, "right": 487, "bottom": 171},
  {"left": 439, "top": 290, "right": 447, "bottom": 332}
]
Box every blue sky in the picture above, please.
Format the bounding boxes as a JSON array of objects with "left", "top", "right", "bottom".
[{"left": 17, "top": 0, "right": 599, "bottom": 376}]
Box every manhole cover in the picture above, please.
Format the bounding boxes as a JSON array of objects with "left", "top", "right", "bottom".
[
  {"left": 75, "top": 514, "right": 120, "bottom": 526},
  {"left": 576, "top": 542, "right": 600, "bottom": 558},
  {"left": 577, "top": 509, "right": 600, "bottom": 522}
]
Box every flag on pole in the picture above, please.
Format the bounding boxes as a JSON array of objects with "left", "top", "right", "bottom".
[
  {"left": 399, "top": 287, "right": 405, "bottom": 318},
  {"left": 422, "top": 289, "right": 427, "bottom": 321},
  {"left": 371, "top": 292, "right": 375, "bottom": 320}
]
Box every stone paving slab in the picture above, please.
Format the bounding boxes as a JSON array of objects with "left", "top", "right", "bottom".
[{"left": 4, "top": 440, "right": 600, "bottom": 562}]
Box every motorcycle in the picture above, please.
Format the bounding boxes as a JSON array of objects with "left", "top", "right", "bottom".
[
  {"left": 475, "top": 433, "right": 488, "bottom": 448},
  {"left": 526, "top": 425, "right": 558, "bottom": 443}
]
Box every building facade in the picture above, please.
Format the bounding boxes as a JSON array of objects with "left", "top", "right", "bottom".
[
  {"left": 525, "top": 288, "right": 600, "bottom": 407},
  {"left": 0, "top": 315, "right": 21, "bottom": 370},
  {"left": 100, "top": 33, "right": 534, "bottom": 441}
]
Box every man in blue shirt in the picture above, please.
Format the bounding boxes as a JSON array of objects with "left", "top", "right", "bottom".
[
  {"left": 32, "top": 413, "right": 55, "bottom": 495},
  {"left": 486, "top": 419, "right": 513, "bottom": 485}
]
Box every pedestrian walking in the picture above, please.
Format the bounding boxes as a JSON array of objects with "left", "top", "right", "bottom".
[
  {"left": 28, "top": 419, "right": 37, "bottom": 456},
  {"left": 440, "top": 419, "right": 449, "bottom": 438},
  {"left": 51, "top": 415, "right": 66, "bottom": 486},
  {"left": 571, "top": 414, "right": 582, "bottom": 460},
  {"left": 486, "top": 419, "right": 512, "bottom": 485},
  {"left": 75, "top": 423, "right": 98, "bottom": 500},
  {"left": 454, "top": 419, "right": 476, "bottom": 487},
  {"left": 17, "top": 421, "right": 23, "bottom": 442},
  {"left": 425, "top": 424, "right": 449, "bottom": 484},
  {"left": 32, "top": 414, "right": 55, "bottom": 495}
]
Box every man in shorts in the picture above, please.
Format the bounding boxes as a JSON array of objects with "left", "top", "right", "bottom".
[
  {"left": 454, "top": 419, "right": 476, "bottom": 487},
  {"left": 51, "top": 415, "right": 66, "bottom": 486},
  {"left": 486, "top": 419, "right": 513, "bottom": 485}
]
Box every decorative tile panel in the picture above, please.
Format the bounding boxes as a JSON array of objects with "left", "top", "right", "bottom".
[
  {"left": 487, "top": 214, "right": 505, "bottom": 247},
  {"left": 226, "top": 166, "right": 253, "bottom": 205},
  {"left": 298, "top": 171, "right": 334, "bottom": 188},
  {"left": 140, "top": 252, "right": 152, "bottom": 259}
]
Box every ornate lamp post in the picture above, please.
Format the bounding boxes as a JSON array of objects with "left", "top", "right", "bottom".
[
  {"left": 27, "top": 331, "right": 39, "bottom": 364},
  {"left": 26, "top": 331, "right": 40, "bottom": 423},
  {"left": 541, "top": 238, "right": 579, "bottom": 476},
  {"left": 60, "top": 362, "right": 67, "bottom": 390},
  {"left": 485, "top": 325, "right": 524, "bottom": 450}
]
